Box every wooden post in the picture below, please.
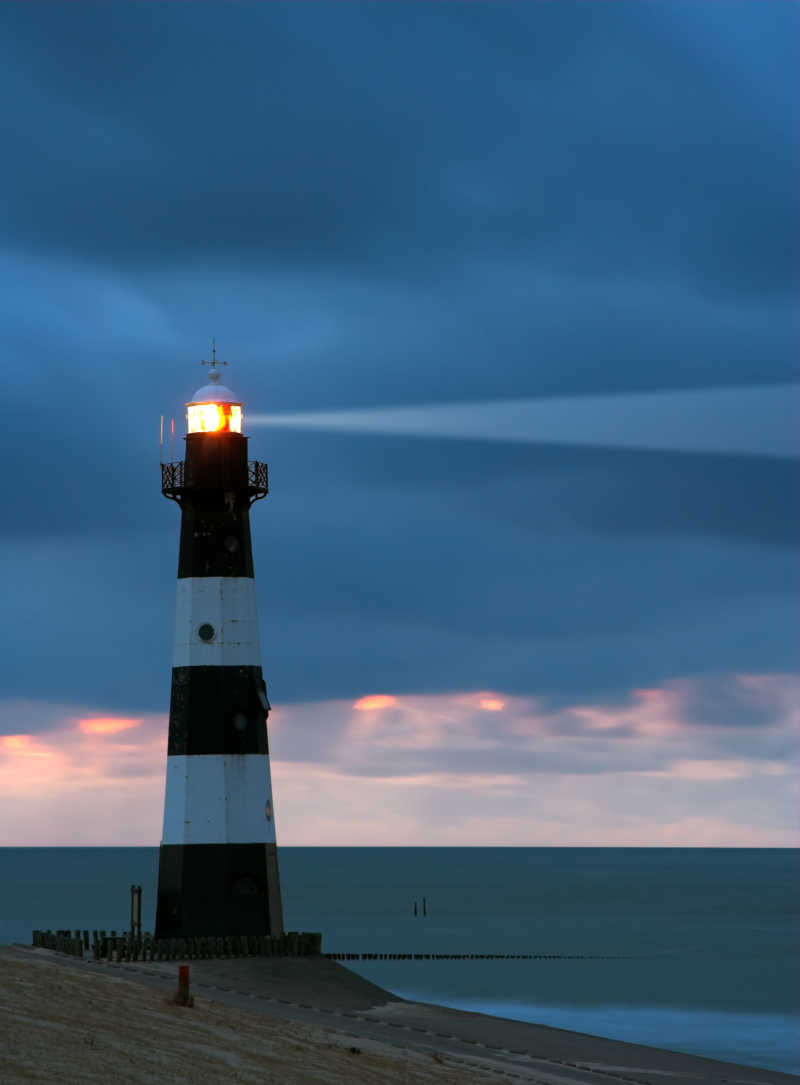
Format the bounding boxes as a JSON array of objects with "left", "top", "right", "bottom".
[
  {"left": 130, "top": 885, "right": 142, "bottom": 942},
  {"left": 174, "top": 964, "right": 193, "bottom": 1006}
]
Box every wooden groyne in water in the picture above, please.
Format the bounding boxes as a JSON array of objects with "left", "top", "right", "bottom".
[
  {"left": 33, "top": 931, "right": 635, "bottom": 963},
  {"left": 326, "top": 952, "right": 636, "bottom": 960},
  {"left": 32, "top": 929, "right": 322, "bottom": 961}
]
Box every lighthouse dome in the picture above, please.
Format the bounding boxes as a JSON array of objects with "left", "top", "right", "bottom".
[
  {"left": 188, "top": 382, "right": 240, "bottom": 405},
  {"left": 186, "top": 370, "right": 243, "bottom": 434}
]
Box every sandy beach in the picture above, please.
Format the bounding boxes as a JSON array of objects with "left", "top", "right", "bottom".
[
  {"left": 0, "top": 949, "right": 496, "bottom": 1084},
  {"left": 1, "top": 947, "right": 796, "bottom": 1085}
]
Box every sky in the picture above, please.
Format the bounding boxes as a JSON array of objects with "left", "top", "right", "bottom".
[{"left": 0, "top": 2, "right": 797, "bottom": 846}]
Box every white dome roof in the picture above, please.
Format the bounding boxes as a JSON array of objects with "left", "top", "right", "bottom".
[{"left": 188, "top": 382, "right": 240, "bottom": 404}]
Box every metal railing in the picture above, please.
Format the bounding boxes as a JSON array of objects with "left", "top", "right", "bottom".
[
  {"left": 248, "top": 460, "right": 269, "bottom": 502},
  {"left": 161, "top": 460, "right": 268, "bottom": 504},
  {"left": 160, "top": 460, "right": 184, "bottom": 500}
]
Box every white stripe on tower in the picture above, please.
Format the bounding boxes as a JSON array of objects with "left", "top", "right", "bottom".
[
  {"left": 161, "top": 754, "right": 277, "bottom": 845},
  {"left": 172, "top": 577, "right": 262, "bottom": 668}
]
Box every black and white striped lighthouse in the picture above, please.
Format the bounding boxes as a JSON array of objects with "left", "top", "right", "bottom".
[{"left": 155, "top": 355, "right": 283, "bottom": 939}]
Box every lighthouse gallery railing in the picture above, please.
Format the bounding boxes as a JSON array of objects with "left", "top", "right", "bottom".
[{"left": 161, "top": 460, "right": 269, "bottom": 505}]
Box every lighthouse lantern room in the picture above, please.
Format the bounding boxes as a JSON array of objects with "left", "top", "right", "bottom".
[
  {"left": 155, "top": 354, "right": 283, "bottom": 940},
  {"left": 186, "top": 370, "right": 243, "bottom": 434}
]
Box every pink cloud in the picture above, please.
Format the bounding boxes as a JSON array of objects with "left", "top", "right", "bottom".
[
  {"left": 0, "top": 673, "right": 796, "bottom": 846},
  {"left": 352, "top": 694, "right": 398, "bottom": 711},
  {"left": 0, "top": 702, "right": 166, "bottom": 845},
  {"left": 78, "top": 716, "right": 142, "bottom": 735},
  {"left": 271, "top": 764, "right": 799, "bottom": 847},
  {"left": 1, "top": 734, "right": 46, "bottom": 754},
  {"left": 633, "top": 688, "right": 664, "bottom": 701}
]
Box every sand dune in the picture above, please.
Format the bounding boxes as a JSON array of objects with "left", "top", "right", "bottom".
[{"left": 0, "top": 950, "right": 496, "bottom": 1084}]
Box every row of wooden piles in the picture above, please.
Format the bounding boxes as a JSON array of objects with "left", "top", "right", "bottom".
[{"left": 32, "top": 929, "right": 322, "bottom": 961}]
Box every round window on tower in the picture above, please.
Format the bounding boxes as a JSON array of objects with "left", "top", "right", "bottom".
[{"left": 197, "top": 623, "right": 215, "bottom": 642}]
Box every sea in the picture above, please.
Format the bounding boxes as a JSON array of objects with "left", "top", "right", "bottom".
[{"left": 1, "top": 848, "right": 797, "bottom": 1075}]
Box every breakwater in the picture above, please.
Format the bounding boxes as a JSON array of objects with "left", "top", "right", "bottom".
[
  {"left": 325, "top": 952, "right": 636, "bottom": 960},
  {"left": 33, "top": 931, "right": 636, "bottom": 963},
  {"left": 32, "top": 929, "right": 322, "bottom": 961}
]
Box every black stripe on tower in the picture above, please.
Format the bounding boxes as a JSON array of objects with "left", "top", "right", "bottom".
[
  {"left": 167, "top": 666, "right": 270, "bottom": 756},
  {"left": 156, "top": 843, "right": 283, "bottom": 939},
  {"left": 178, "top": 432, "right": 255, "bottom": 579}
]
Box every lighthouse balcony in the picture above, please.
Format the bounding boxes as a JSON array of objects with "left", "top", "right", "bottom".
[{"left": 161, "top": 460, "right": 269, "bottom": 504}]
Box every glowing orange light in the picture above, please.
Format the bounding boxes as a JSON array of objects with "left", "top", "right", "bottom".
[
  {"left": 79, "top": 717, "right": 141, "bottom": 735},
  {"left": 187, "top": 402, "right": 242, "bottom": 434},
  {"left": 353, "top": 695, "right": 398, "bottom": 712},
  {"left": 480, "top": 698, "right": 505, "bottom": 711}
]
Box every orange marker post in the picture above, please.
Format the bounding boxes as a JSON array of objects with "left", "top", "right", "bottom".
[{"left": 174, "top": 964, "right": 193, "bottom": 1007}]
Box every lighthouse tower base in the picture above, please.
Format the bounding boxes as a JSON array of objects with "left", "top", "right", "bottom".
[{"left": 156, "top": 841, "right": 283, "bottom": 938}]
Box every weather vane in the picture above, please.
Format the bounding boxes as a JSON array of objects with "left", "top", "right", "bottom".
[{"left": 201, "top": 337, "right": 228, "bottom": 382}]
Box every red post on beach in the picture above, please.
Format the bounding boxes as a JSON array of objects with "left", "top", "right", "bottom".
[{"left": 176, "top": 965, "right": 191, "bottom": 1006}]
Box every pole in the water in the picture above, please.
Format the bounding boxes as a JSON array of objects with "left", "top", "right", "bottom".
[{"left": 129, "top": 884, "right": 142, "bottom": 941}]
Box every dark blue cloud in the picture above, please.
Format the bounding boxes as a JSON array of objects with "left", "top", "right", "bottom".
[
  {"left": 1, "top": 3, "right": 796, "bottom": 298},
  {"left": 0, "top": 2, "right": 796, "bottom": 715}
]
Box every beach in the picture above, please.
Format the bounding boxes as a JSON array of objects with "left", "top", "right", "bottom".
[
  {"left": 2, "top": 946, "right": 797, "bottom": 1084},
  {"left": 0, "top": 948, "right": 495, "bottom": 1084}
]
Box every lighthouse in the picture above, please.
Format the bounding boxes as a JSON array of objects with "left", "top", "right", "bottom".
[{"left": 155, "top": 355, "right": 284, "bottom": 940}]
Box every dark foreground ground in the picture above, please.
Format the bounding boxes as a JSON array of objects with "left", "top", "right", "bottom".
[{"left": 2, "top": 946, "right": 795, "bottom": 1085}]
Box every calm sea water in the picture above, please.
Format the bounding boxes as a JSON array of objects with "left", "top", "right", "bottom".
[{"left": 1, "top": 848, "right": 797, "bottom": 1074}]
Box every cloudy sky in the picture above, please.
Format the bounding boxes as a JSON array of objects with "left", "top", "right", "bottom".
[{"left": 1, "top": 2, "right": 797, "bottom": 846}]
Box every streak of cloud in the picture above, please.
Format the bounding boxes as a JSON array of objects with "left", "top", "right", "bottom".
[
  {"left": 353, "top": 695, "right": 398, "bottom": 712},
  {"left": 79, "top": 717, "right": 142, "bottom": 735}
]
